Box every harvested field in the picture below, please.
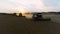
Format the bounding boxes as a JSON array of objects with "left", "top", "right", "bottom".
[{"left": 0, "top": 14, "right": 59, "bottom": 34}]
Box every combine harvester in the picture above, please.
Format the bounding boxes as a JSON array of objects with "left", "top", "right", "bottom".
[{"left": 14, "top": 11, "right": 51, "bottom": 21}]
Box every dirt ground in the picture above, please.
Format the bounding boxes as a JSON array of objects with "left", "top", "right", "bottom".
[{"left": 0, "top": 14, "right": 59, "bottom": 34}]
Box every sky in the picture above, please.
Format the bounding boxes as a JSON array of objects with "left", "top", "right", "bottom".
[{"left": 0, "top": 0, "right": 60, "bottom": 13}]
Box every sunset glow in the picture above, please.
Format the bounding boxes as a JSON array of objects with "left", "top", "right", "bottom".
[{"left": 0, "top": 0, "right": 60, "bottom": 13}]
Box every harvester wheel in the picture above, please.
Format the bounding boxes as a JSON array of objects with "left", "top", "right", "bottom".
[{"left": 19, "top": 13, "right": 22, "bottom": 17}]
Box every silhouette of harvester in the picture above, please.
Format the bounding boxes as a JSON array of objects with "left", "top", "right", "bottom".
[
  {"left": 13, "top": 13, "right": 22, "bottom": 17},
  {"left": 32, "top": 13, "right": 51, "bottom": 21}
]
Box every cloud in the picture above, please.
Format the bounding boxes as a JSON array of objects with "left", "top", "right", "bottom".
[
  {"left": 0, "top": 2, "right": 16, "bottom": 9},
  {"left": 0, "top": 0, "right": 60, "bottom": 13},
  {"left": 9, "top": 0, "right": 47, "bottom": 12},
  {"left": 0, "top": 1, "right": 18, "bottom": 13}
]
